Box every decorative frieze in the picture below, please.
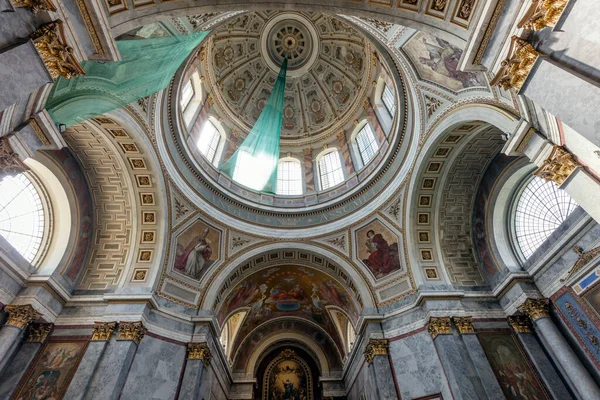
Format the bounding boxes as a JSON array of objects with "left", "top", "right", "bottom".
[
  {"left": 534, "top": 145, "right": 580, "bottom": 186},
  {"left": 0, "top": 137, "right": 28, "bottom": 178},
  {"left": 518, "top": 0, "right": 569, "bottom": 31},
  {"left": 508, "top": 315, "right": 532, "bottom": 333},
  {"left": 30, "top": 21, "right": 86, "bottom": 80},
  {"left": 518, "top": 298, "right": 550, "bottom": 321},
  {"left": 490, "top": 36, "right": 539, "bottom": 92},
  {"left": 452, "top": 316, "right": 474, "bottom": 334},
  {"left": 26, "top": 323, "right": 53, "bottom": 343},
  {"left": 4, "top": 304, "right": 41, "bottom": 329},
  {"left": 91, "top": 321, "right": 117, "bottom": 341},
  {"left": 428, "top": 317, "right": 452, "bottom": 339},
  {"left": 364, "top": 339, "right": 389, "bottom": 364},
  {"left": 9, "top": 0, "right": 56, "bottom": 13},
  {"left": 187, "top": 342, "right": 212, "bottom": 366},
  {"left": 117, "top": 321, "right": 145, "bottom": 345}
]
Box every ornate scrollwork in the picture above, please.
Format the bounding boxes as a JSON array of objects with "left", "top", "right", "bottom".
[
  {"left": 0, "top": 137, "right": 28, "bottom": 178},
  {"left": 187, "top": 342, "right": 212, "bottom": 366},
  {"left": 91, "top": 321, "right": 117, "bottom": 341},
  {"left": 428, "top": 317, "right": 452, "bottom": 339},
  {"left": 9, "top": 0, "right": 56, "bottom": 13},
  {"left": 534, "top": 145, "right": 580, "bottom": 186},
  {"left": 117, "top": 321, "right": 146, "bottom": 345},
  {"left": 4, "top": 304, "right": 41, "bottom": 329},
  {"left": 364, "top": 339, "right": 389, "bottom": 364},
  {"left": 562, "top": 246, "right": 600, "bottom": 282},
  {"left": 490, "top": 36, "right": 539, "bottom": 92},
  {"left": 30, "top": 21, "right": 86, "bottom": 81},
  {"left": 452, "top": 316, "right": 474, "bottom": 334},
  {"left": 26, "top": 323, "right": 53, "bottom": 343},
  {"left": 508, "top": 315, "right": 532, "bottom": 333},
  {"left": 518, "top": 298, "right": 550, "bottom": 321},
  {"left": 518, "top": 0, "right": 569, "bottom": 31}
]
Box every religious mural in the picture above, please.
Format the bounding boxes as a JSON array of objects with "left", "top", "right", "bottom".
[
  {"left": 174, "top": 219, "right": 221, "bottom": 280},
  {"left": 263, "top": 350, "right": 312, "bottom": 400},
  {"left": 583, "top": 283, "right": 600, "bottom": 315},
  {"left": 356, "top": 219, "right": 402, "bottom": 279},
  {"left": 478, "top": 332, "right": 549, "bottom": 400},
  {"left": 403, "top": 32, "right": 486, "bottom": 91},
  {"left": 14, "top": 340, "right": 87, "bottom": 400}
]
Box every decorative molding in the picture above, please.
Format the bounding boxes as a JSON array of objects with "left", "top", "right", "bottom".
[
  {"left": 534, "top": 145, "right": 580, "bottom": 186},
  {"left": 117, "top": 321, "right": 146, "bottom": 345},
  {"left": 4, "top": 304, "right": 41, "bottom": 329},
  {"left": 428, "top": 316, "right": 451, "bottom": 339},
  {"left": 473, "top": 0, "right": 506, "bottom": 65},
  {"left": 26, "top": 323, "right": 53, "bottom": 343},
  {"left": 9, "top": 0, "right": 56, "bottom": 12},
  {"left": 364, "top": 338, "right": 389, "bottom": 364},
  {"left": 518, "top": 298, "right": 550, "bottom": 321},
  {"left": 508, "top": 315, "right": 532, "bottom": 333},
  {"left": 30, "top": 21, "right": 86, "bottom": 80},
  {"left": 425, "top": 95, "right": 442, "bottom": 118},
  {"left": 91, "top": 321, "right": 117, "bottom": 341},
  {"left": 28, "top": 118, "right": 51, "bottom": 146},
  {"left": 518, "top": 0, "right": 569, "bottom": 31},
  {"left": 515, "top": 127, "right": 536, "bottom": 153},
  {"left": 74, "top": 0, "right": 104, "bottom": 55},
  {"left": 452, "top": 316, "right": 474, "bottom": 334},
  {"left": 187, "top": 342, "right": 212, "bottom": 366},
  {"left": 562, "top": 246, "right": 600, "bottom": 283},
  {"left": 490, "top": 36, "right": 539, "bottom": 92},
  {"left": 0, "top": 137, "right": 29, "bottom": 178}
]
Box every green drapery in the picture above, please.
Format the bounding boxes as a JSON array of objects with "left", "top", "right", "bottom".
[
  {"left": 219, "top": 58, "right": 288, "bottom": 193},
  {"left": 45, "top": 32, "right": 208, "bottom": 128}
]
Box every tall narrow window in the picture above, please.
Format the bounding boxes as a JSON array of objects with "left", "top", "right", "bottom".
[
  {"left": 197, "top": 120, "right": 221, "bottom": 165},
  {"left": 382, "top": 84, "right": 396, "bottom": 116},
  {"left": 180, "top": 79, "right": 195, "bottom": 110},
  {"left": 0, "top": 173, "right": 45, "bottom": 263},
  {"left": 277, "top": 159, "right": 303, "bottom": 195},
  {"left": 318, "top": 150, "right": 344, "bottom": 190},
  {"left": 356, "top": 123, "right": 379, "bottom": 166}
]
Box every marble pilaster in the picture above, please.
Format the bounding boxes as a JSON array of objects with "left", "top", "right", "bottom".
[
  {"left": 336, "top": 130, "right": 356, "bottom": 175},
  {"left": 303, "top": 147, "right": 315, "bottom": 192},
  {"left": 364, "top": 339, "right": 398, "bottom": 400},
  {"left": 0, "top": 304, "right": 40, "bottom": 374},
  {"left": 178, "top": 342, "right": 212, "bottom": 400}
]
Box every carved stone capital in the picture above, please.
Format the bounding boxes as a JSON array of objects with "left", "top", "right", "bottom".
[
  {"left": 428, "top": 317, "right": 451, "bottom": 339},
  {"left": 4, "top": 304, "right": 41, "bottom": 329},
  {"left": 490, "top": 36, "right": 539, "bottom": 92},
  {"left": 518, "top": 298, "right": 550, "bottom": 321},
  {"left": 30, "top": 21, "right": 86, "bottom": 80},
  {"left": 0, "top": 137, "right": 29, "bottom": 178},
  {"left": 363, "top": 339, "right": 389, "bottom": 364},
  {"left": 508, "top": 315, "right": 532, "bottom": 333},
  {"left": 187, "top": 342, "right": 211, "bottom": 366},
  {"left": 26, "top": 323, "right": 53, "bottom": 343},
  {"left": 452, "top": 316, "right": 474, "bottom": 334},
  {"left": 518, "top": 0, "right": 569, "bottom": 31},
  {"left": 91, "top": 321, "right": 117, "bottom": 341},
  {"left": 117, "top": 321, "right": 145, "bottom": 345},
  {"left": 534, "top": 145, "right": 580, "bottom": 186},
  {"left": 9, "top": 0, "right": 56, "bottom": 13}
]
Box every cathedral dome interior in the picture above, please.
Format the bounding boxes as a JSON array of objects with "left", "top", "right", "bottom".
[{"left": 1, "top": 1, "right": 600, "bottom": 399}]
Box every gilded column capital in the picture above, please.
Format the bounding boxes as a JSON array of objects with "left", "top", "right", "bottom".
[
  {"left": 187, "top": 342, "right": 211, "bottom": 366},
  {"left": 91, "top": 321, "right": 117, "bottom": 341},
  {"left": 302, "top": 147, "right": 313, "bottom": 156},
  {"left": 363, "top": 339, "right": 389, "bottom": 364},
  {"left": 517, "top": 0, "right": 569, "bottom": 30},
  {"left": 508, "top": 315, "right": 532, "bottom": 333},
  {"left": 0, "top": 137, "right": 29, "bottom": 178},
  {"left": 518, "top": 298, "right": 550, "bottom": 321},
  {"left": 490, "top": 36, "right": 539, "bottom": 92},
  {"left": 452, "top": 316, "right": 475, "bottom": 334},
  {"left": 117, "top": 321, "right": 146, "bottom": 345},
  {"left": 534, "top": 145, "right": 580, "bottom": 186},
  {"left": 4, "top": 304, "right": 40, "bottom": 329},
  {"left": 9, "top": 0, "right": 56, "bottom": 12},
  {"left": 428, "top": 317, "right": 452, "bottom": 339},
  {"left": 336, "top": 130, "right": 347, "bottom": 142},
  {"left": 26, "top": 323, "right": 53, "bottom": 343}
]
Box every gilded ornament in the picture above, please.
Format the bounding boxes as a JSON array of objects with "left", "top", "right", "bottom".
[
  {"left": 30, "top": 21, "right": 86, "bottom": 80},
  {"left": 518, "top": 0, "right": 569, "bottom": 31},
  {"left": 517, "top": 298, "right": 549, "bottom": 321},
  {"left": 490, "top": 36, "right": 539, "bottom": 92},
  {"left": 29, "top": 118, "right": 51, "bottom": 146},
  {"left": 9, "top": 0, "right": 56, "bottom": 13},
  {"left": 187, "top": 342, "right": 212, "bottom": 366},
  {"left": 452, "top": 316, "right": 474, "bottom": 334},
  {"left": 117, "top": 321, "right": 145, "bottom": 345},
  {"left": 508, "top": 315, "right": 532, "bottom": 333},
  {"left": 4, "top": 304, "right": 41, "bottom": 329},
  {"left": 428, "top": 317, "right": 451, "bottom": 339},
  {"left": 533, "top": 145, "right": 580, "bottom": 186},
  {"left": 562, "top": 246, "right": 600, "bottom": 282},
  {"left": 0, "top": 137, "right": 29, "bottom": 178},
  {"left": 91, "top": 321, "right": 117, "bottom": 341},
  {"left": 364, "top": 339, "right": 389, "bottom": 364},
  {"left": 279, "top": 349, "right": 296, "bottom": 359},
  {"left": 431, "top": 0, "right": 448, "bottom": 12},
  {"left": 26, "top": 323, "right": 53, "bottom": 343},
  {"left": 474, "top": 0, "right": 506, "bottom": 64}
]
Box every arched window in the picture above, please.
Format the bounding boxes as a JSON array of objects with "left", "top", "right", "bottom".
[
  {"left": 0, "top": 173, "right": 46, "bottom": 263},
  {"left": 276, "top": 158, "right": 303, "bottom": 195},
  {"left": 180, "top": 79, "right": 195, "bottom": 110},
  {"left": 355, "top": 123, "right": 379, "bottom": 166},
  {"left": 382, "top": 83, "right": 396, "bottom": 116},
  {"left": 317, "top": 149, "right": 344, "bottom": 190},
  {"left": 181, "top": 71, "right": 203, "bottom": 127},
  {"left": 197, "top": 119, "right": 222, "bottom": 165},
  {"left": 514, "top": 176, "right": 579, "bottom": 259}
]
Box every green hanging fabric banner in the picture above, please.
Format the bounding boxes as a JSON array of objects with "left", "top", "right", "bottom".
[
  {"left": 219, "top": 58, "right": 288, "bottom": 193},
  {"left": 45, "top": 32, "right": 208, "bottom": 128}
]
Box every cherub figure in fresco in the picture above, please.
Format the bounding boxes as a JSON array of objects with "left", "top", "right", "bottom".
[
  {"left": 175, "top": 228, "right": 213, "bottom": 279},
  {"left": 363, "top": 230, "right": 400, "bottom": 277}
]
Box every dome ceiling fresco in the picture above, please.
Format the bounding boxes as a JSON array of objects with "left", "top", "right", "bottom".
[{"left": 205, "top": 11, "right": 372, "bottom": 142}]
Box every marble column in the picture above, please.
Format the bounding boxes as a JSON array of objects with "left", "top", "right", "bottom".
[
  {"left": 336, "top": 130, "right": 356, "bottom": 176},
  {"left": 178, "top": 342, "right": 212, "bottom": 399},
  {"left": 508, "top": 316, "right": 573, "bottom": 399},
  {"left": 303, "top": 147, "right": 315, "bottom": 193},
  {"left": 0, "top": 304, "right": 40, "bottom": 374},
  {"left": 364, "top": 339, "right": 398, "bottom": 400},
  {"left": 0, "top": 323, "right": 52, "bottom": 398},
  {"left": 518, "top": 299, "right": 600, "bottom": 399},
  {"left": 452, "top": 317, "right": 504, "bottom": 400},
  {"left": 84, "top": 321, "right": 145, "bottom": 400},
  {"left": 63, "top": 322, "right": 117, "bottom": 400}
]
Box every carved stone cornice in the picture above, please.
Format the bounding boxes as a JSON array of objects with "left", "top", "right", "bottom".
[
  {"left": 0, "top": 137, "right": 29, "bottom": 178},
  {"left": 562, "top": 246, "right": 600, "bottom": 282},
  {"left": 30, "top": 21, "right": 86, "bottom": 81},
  {"left": 117, "top": 321, "right": 145, "bottom": 345},
  {"left": 518, "top": 298, "right": 550, "bottom": 321},
  {"left": 452, "top": 316, "right": 475, "bottom": 334},
  {"left": 4, "top": 304, "right": 41, "bottom": 329},
  {"left": 518, "top": 0, "right": 569, "bottom": 31},
  {"left": 508, "top": 315, "right": 532, "bottom": 333},
  {"left": 490, "top": 36, "right": 539, "bottom": 92},
  {"left": 91, "top": 321, "right": 117, "bottom": 341},
  {"left": 26, "top": 323, "right": 53, "bottom": 343},
  {"left": 534, "top": 145, "right": 580, "bottom": 186},
  {"left": 428, "top": 317, "right": 452, "bottom": 339},
  {"left": 363, "top": 339, "right": 389, "bottom": 364},
  {"left": 9, "top": 0, "right": 56, "bottom": 13},
  {"left": 187, "top": 342, "right": 211, "bottom": 366}
]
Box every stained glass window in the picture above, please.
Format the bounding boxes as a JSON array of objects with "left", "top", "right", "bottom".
[
  {"left": 382, "top": 83, "right": 396, "bottom": 116},
  {"left": 318, "top": 151, "right": 344, "bottom": 190},
  {"left": 276, "top": 159, "right": 303, "bottom": 195},
  {"left": 356, "top": 123, "right": 379, "bottom": 166},
  {"left": 197, "top": 120, "right": 221, "bottom": 165}
]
